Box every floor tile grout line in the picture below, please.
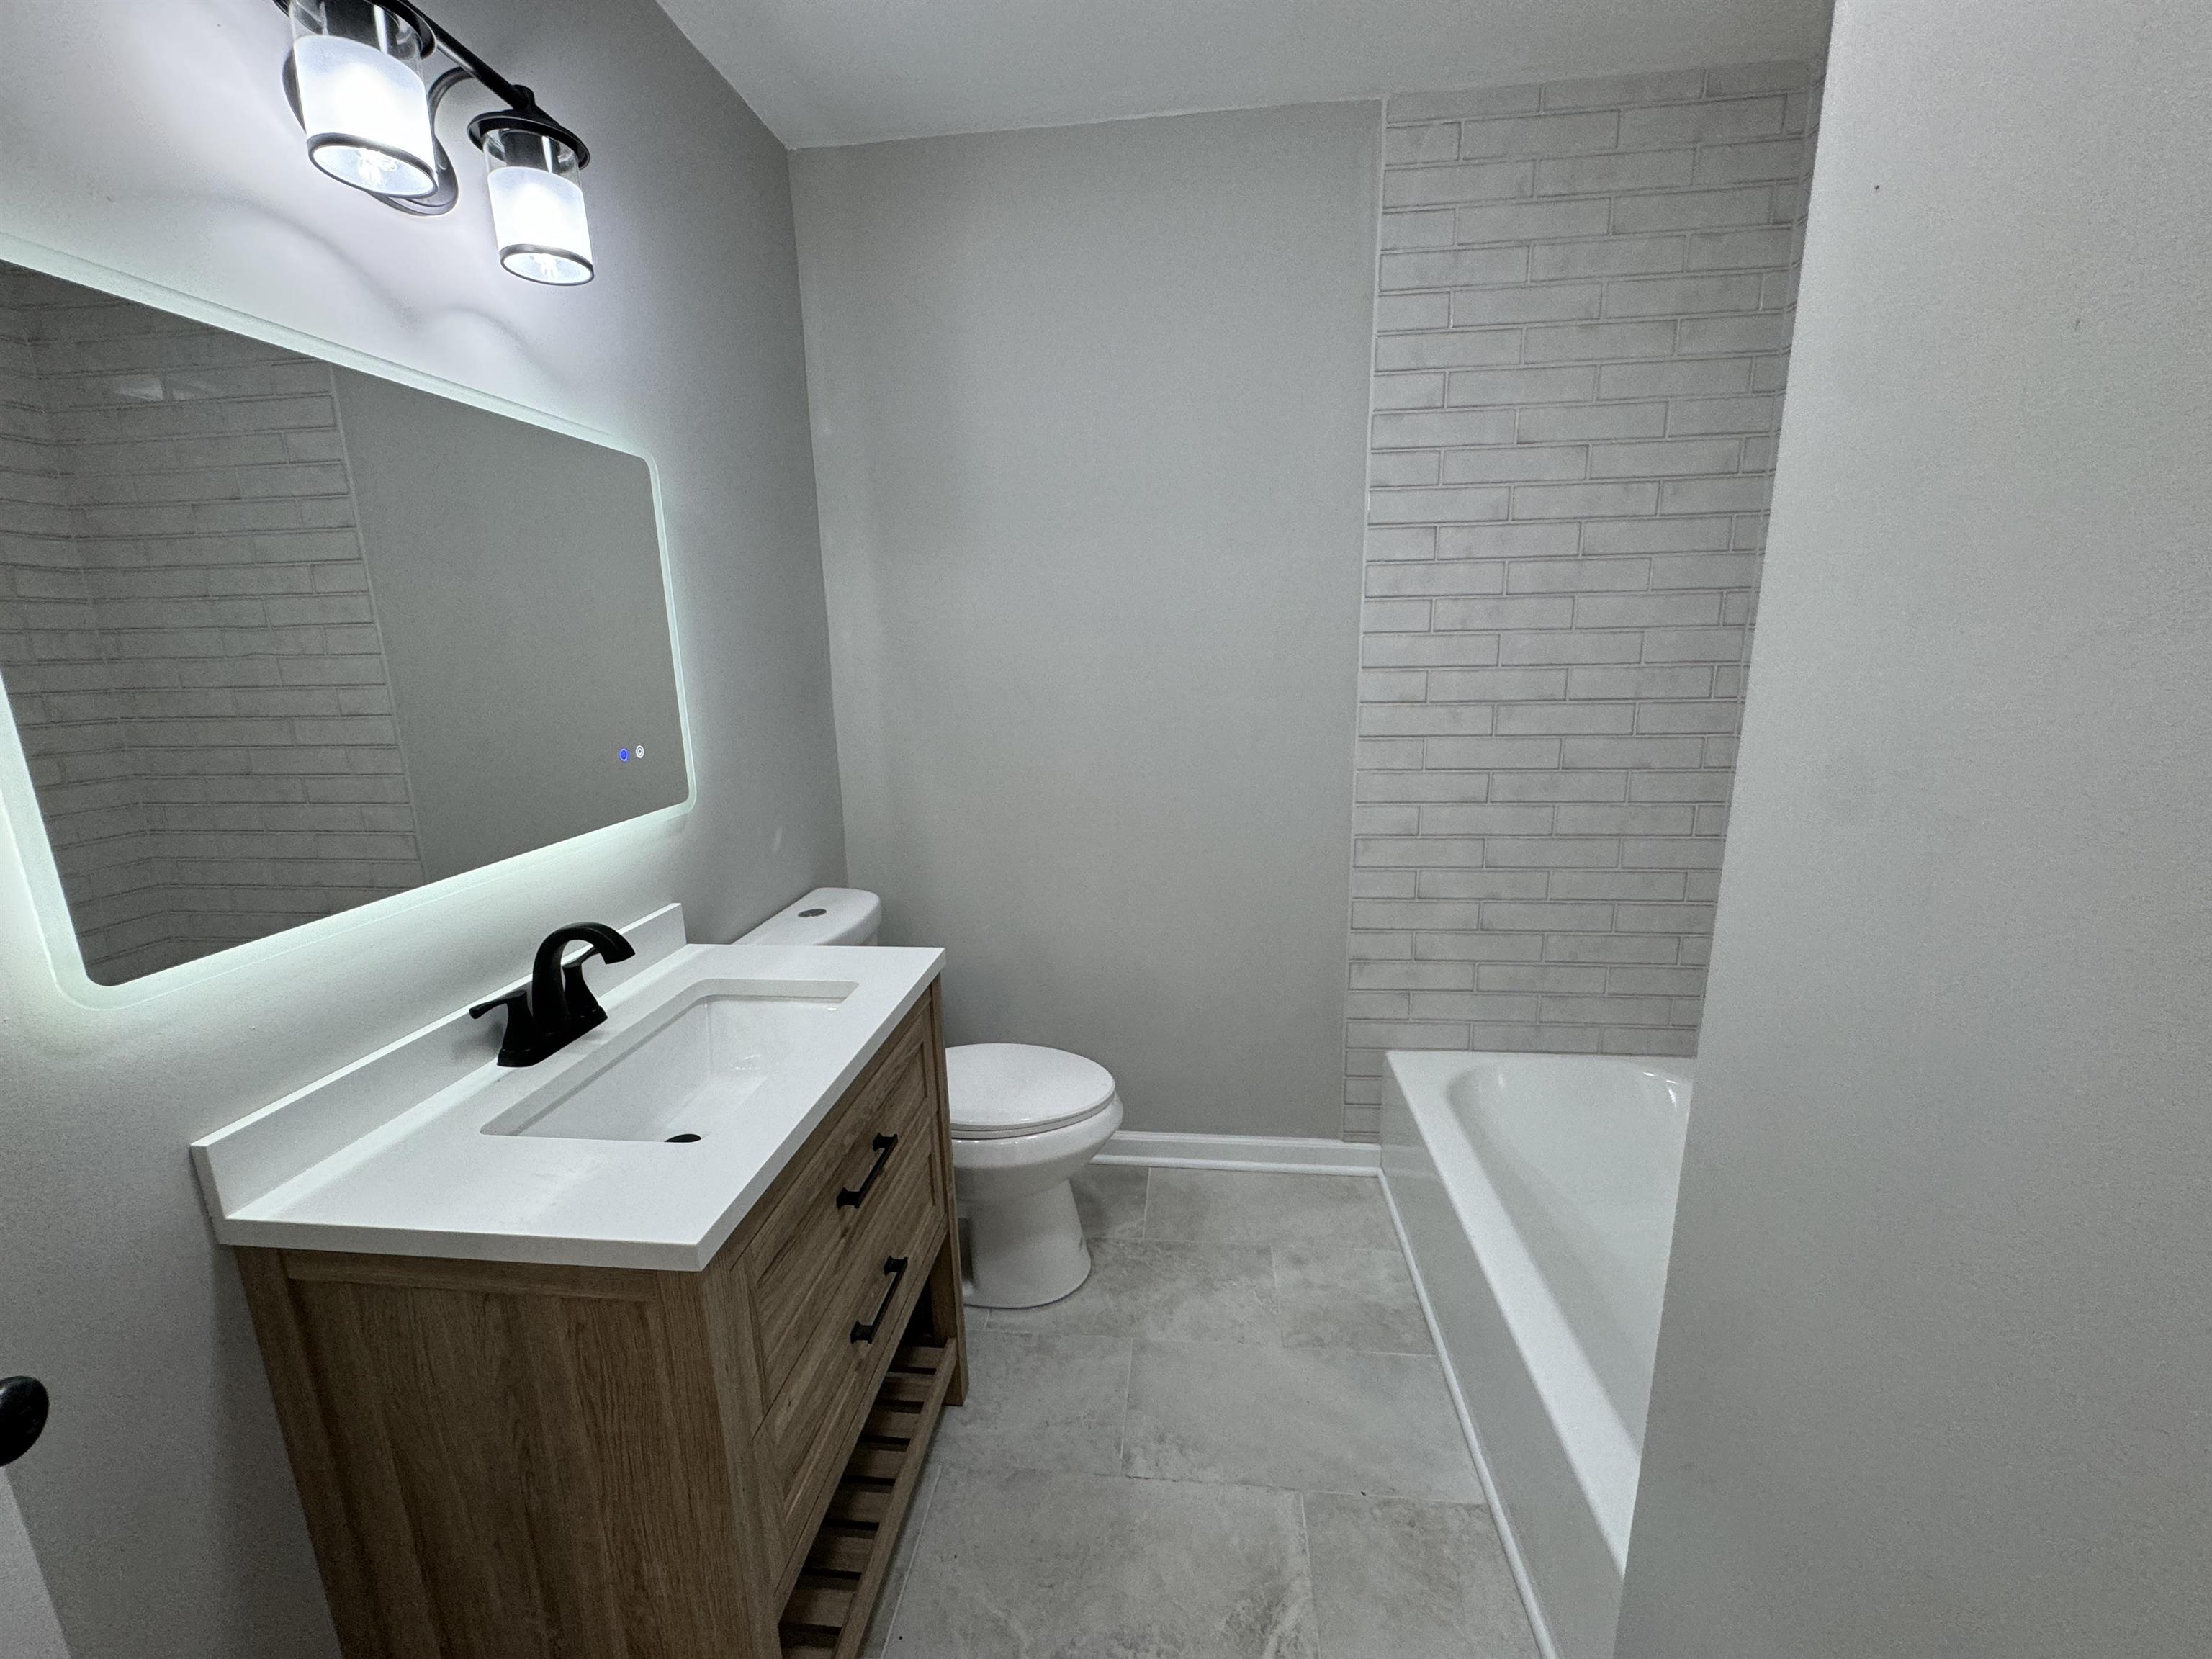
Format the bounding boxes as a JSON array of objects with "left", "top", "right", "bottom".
[
  {"left": 1074, "top": 1464, "right": 1493, "bottom": 1506},
  {"left": 1115, "top": 1334, "right": 1135, "bottom": 1475},
  {"left": 953, "top": 1461, "right": 1480, "bottom": 1509},
  {"left": 1268, "top": 1241, "right": 1287, "bottom": 1346},
  {"left": 1292, "top": 1488, "right": 1320, "bottom": 1655}
]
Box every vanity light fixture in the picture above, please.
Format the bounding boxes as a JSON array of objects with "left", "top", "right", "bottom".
[
  {"left": 480, "top": 122, "right": 593, "bottom": 284},
  {"left": 276, "top": 0, "right": 595, "bottom": 285}
]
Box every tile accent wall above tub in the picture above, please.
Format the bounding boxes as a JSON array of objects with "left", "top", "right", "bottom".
[{"left": 1343, "top": 61, "right": 1822, "bottom": 1140}]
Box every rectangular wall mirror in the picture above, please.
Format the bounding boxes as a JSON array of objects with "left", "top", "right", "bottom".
[{"left": 0, "top": 257, "right": 690, "bottom": 986}]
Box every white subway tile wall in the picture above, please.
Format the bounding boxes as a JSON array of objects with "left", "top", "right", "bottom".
[
  {"left": 0, "top": 268, "right": 425, "bottom": 982},
  {"left": 1344, "top": 61, "right": 1822, "bottom": 1139}
]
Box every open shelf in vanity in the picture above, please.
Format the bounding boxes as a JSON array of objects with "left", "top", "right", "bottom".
[{"left": 778, "top": 1331, "right": 958, "bottom": 1655}]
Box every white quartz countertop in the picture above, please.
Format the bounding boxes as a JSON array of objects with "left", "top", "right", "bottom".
[{"left": 192, "top": 909, "right": 943, "bottom": 1272}]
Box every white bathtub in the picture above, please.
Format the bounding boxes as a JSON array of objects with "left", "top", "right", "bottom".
[{"left": 1381, "top": 1051, "right": 1691, "bottom": 1659}]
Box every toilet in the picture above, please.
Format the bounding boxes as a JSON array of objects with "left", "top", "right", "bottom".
[
  {"left": 942, "top": 1042, "right": 1122, "bottom": 1308},
  {"left": 737, "top": 887, "right": 1124, "bottom": 1309}
]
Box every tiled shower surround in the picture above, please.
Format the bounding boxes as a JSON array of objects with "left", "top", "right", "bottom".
[
  {"left": 1343, "top": 62, "right": 1821, "bottom": 1138},
  {"left": 0, "top": 268, "right": 424, "bottom": 982}
]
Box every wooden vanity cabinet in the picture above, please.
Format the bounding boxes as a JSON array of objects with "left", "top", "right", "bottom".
[{"left": 234, "top": 981, "right": 966, "bottom": 1659}]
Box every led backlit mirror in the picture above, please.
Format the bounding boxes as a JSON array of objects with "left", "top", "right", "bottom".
[{"left": 0, "top": 258, "right": 689, "bottom": 985}]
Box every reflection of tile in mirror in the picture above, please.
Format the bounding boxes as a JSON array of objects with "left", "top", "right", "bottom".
[
  {"left": 0, "top": 258, "right": 685, "bottom": 986},
  {"left": 0, "top": 260, "right": 426, "bottom": 984}
]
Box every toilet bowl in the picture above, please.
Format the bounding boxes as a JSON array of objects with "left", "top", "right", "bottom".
[
  {"left": 735, "top": 888, "right": 1123, "bottom": 1309},
  {"left": 946, "top": 1043, "right": 1123, "bottom": 1308}
]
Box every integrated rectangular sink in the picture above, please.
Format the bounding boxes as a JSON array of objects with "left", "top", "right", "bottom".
[{"left": 482, "top": 980, "right": 855, "bottom": 1143}]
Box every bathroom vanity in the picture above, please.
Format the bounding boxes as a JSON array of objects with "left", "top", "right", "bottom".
[{"left": 193, "top": 907, "right": 964, "bottom": 1658}]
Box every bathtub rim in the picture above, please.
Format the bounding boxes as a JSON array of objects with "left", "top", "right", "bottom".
[{"left": 1384, "top": 1047, "right": 1683, "bottom": 1573}]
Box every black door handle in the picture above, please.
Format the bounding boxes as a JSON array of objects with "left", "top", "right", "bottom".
[
  {"left": 0, "top": 1377, "right": 48, "bottom": 1467},
  {"left": 836, "top": 1133, "right": 899, "bottom": 1209},
  {"left": 850, "top": 1256, "right": 909, "bottom": 1344}
]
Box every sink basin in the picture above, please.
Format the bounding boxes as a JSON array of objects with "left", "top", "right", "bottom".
[{"left": 483, "top": 980, "right": 854, "bottom": 1143}]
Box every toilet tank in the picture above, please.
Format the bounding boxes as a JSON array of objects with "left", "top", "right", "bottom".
[{"left": 733, "top": 887, "right": 882, "bottom": 948}]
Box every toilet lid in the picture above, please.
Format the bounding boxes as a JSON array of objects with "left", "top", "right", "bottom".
[{"left": 945, "top": 1044, "right": 1118, "bottom": 1140}]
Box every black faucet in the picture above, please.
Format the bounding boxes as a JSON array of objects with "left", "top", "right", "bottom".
[{"left": 469, "top": 922, "right": 637, "bottom": 1066}]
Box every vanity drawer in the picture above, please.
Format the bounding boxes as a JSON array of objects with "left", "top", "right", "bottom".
[
  {"left": 739, "top": 1020, "right": 941, "bottom": 1408},
  {"left": 757, "top": 1109, "right": 938, "bottom": 1438},
  {"left": 757, "top": 1151, "right": 945, "bottom": 1568}
]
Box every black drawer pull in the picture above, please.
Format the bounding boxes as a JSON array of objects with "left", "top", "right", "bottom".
[
  {"left": 836, "top": 1133, "right": 899, "bottom": 1209},
  {"left": 850, "top": 1256, "right": 909, "bottom": 1344}
]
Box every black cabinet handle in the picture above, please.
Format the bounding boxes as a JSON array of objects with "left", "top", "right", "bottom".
[
  {"left": 836, "top": 1133, "right": 899, "bottom": 1210},
  {"left": 850, "top": 1256, "right": 909, "bottom": 1344},
  {"left": 0, "top": 1377, "right": 48, "bottom": 1467}
]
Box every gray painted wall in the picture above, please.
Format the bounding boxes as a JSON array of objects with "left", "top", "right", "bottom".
[
  {"left": 791, "top": 104, "right": 1377, "bottom": 1139},
  {"left": 0, "top": 1, "right": 840, "bottom": 1653},
  {"left": 1620, "top": 4, "right": 2212, "bottom": 1655}
]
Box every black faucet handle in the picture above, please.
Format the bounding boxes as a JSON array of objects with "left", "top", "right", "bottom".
[
  {"left": 469, "top": 988, "right": 544, "bottom": 1066},
  {"left": 469, "top": 987, "right": 527, "bottom": 1021}
]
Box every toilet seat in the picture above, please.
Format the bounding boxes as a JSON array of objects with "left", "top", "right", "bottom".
[{"left": 946, "top": 1044, "right": 1116, "bottom": 1140}]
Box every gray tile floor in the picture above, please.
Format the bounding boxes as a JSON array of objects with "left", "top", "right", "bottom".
[{"left": 863, "top": 1166, "right": 1539, "bottom": 1658}]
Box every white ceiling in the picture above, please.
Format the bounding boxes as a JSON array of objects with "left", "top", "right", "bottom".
[{"left": 654, "top": 0, "right": 1832, "bottom": 150}]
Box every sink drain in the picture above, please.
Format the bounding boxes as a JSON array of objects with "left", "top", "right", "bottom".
[{"left": 666, "top": 1133, "right": 701, "bottom": 1143}]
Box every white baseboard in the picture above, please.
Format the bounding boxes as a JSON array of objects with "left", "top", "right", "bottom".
[{"left": 1094, "top": 1130, "right": 1381, "bottom": 1177}]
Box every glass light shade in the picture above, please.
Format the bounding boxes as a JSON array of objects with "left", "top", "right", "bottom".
[
  {"left": 482, "top": 128, "right": 594, "bottom": 286},
  {"left": 289, "top": 0, "right": 437, "bottom": 198}
]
